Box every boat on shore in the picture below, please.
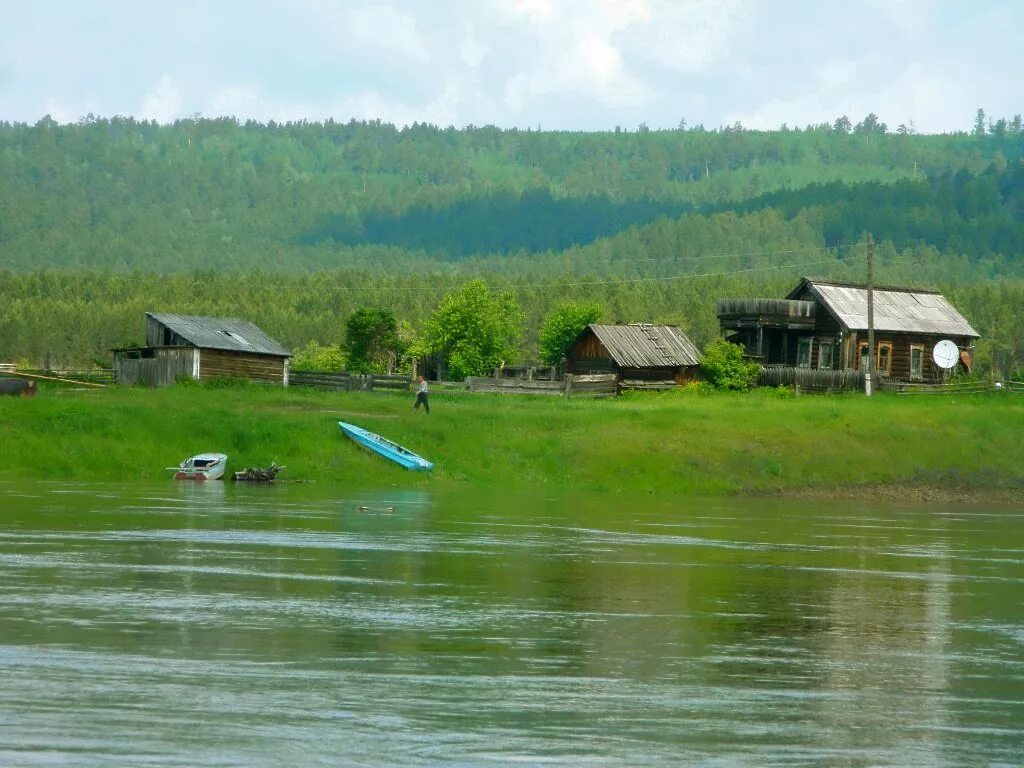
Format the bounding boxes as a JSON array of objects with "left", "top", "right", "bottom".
[
  {"left": 338, "top": 421, "right": 433, "bottom": 471},
  {"left": 169, "top": 452, "right": 228, "bottom": 481}
]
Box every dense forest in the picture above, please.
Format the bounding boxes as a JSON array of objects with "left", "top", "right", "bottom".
[{"left": 1, "top": 113, "right": 1023, "bottom": 375}]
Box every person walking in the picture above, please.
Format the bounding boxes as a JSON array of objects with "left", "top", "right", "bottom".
[{"left": 414, "top": 376, "right": 430, "bottom": 414}]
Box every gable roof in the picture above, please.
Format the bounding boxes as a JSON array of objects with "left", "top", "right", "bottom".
[
  {"left": 586, "top": 324, "right": 702, "bottom": 368},
  {"left": 148, "top": 312, "right": 291, "bottom": 356},
  {"left": 787, "top": 279, "right": 979, "bottom": 338}
]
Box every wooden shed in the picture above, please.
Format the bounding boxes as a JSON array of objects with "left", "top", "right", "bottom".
[
  {"left": 717, "top": 278, "right": 979, "bottom": 382},
  {"left": 114, "top": 312, "right": 291, "bottom": 387},
  {"left": 566, "top": 323, "right": 702, "bottom": 385}
]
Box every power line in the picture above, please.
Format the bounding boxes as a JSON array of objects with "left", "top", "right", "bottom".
[{"left": 464, "top": 243, "right": 858, "bottom": 267}]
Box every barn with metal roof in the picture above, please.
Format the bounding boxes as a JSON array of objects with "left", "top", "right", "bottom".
[
  {"left": 565, "top": 323, "right": 702, "bottom": 386},
  {"left": 114, "top": 313, "right": 291, "bottom": 386}
]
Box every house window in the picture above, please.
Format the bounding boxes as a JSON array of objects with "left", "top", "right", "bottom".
[
  {"left": 818, "top": 342, "right": 834, "bottom": 370},
  {"left": 859, "top": 344, "right": 870, "bottom": 371},
  {"left": 876, "top": 343, "right": 892, "bottom": 375},
  {"left": 796, "top": 337, "right": 812, "bottom": 368},
  {"left": 910, "top": 345, "right": 924, "bottom": 380}
]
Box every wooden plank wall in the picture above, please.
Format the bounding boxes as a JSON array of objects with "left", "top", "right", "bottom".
[
  {"left": 199, "top": 350, "right": 285, "bottom": 385},
  {"left": 115, "top": 348, "right": 197, "bottom": 386}
]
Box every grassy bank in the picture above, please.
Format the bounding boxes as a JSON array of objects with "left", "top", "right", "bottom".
[{"left": 1, "top": 381, "right": 1022, "bottom": 498}]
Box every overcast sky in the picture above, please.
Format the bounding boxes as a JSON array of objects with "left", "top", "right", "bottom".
[{"left": 1, "top": 0, "right": 1019, "bottom": 134}]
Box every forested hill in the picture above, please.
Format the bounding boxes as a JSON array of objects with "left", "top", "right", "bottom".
[{"left": 1, "top": 116, "right": 1022, "bottom": 272}]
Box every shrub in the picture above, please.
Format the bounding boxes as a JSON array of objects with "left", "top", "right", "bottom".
[
  {"left": 700, "top": 339, "right": 759, "bottom": 390},
  {"left": 290, "top": 341, "right": 346, "bottom": 372}
]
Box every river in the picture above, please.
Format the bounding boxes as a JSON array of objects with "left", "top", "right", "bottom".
[{"left": 1, "top": 480, "right": 1021, "bottom": 766}]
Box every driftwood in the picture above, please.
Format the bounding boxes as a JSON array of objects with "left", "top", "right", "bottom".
[{"left": 231, "top": 463, "right": 285, "bottom": 482}]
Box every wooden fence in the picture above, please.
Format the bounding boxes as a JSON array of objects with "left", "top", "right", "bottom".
[
  {"left": 466, "top": 373, "right": 618, "bottom": 397},
  {"left": 2, "top": 368, "right": 114, "bottom": 387},
  {"left": 887, "top": 379, "right": 1024, "bottom": 395},
  {"left": 759, "top": 366, "right": 865, "bottom": 392},
  {"left": 289, "top": 371, "right": 412, "bottom": 392},
  {"left": 494, "top": 365, "right": 559, "bottom": 381}
]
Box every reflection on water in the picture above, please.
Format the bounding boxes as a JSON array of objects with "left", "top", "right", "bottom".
[{"left": 0, "top": 480, "right": 1022, "bottom": 766}]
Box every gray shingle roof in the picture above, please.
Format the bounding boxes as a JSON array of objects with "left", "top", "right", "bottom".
[
  {"left": 793, "top": 280, "right": 979, "bottom": 338},
  {"left": 588, "top": 324, "right": 702, "bottom": 367},
  {"left": 148, "top": 313, "right": 291, "bottom": 356}
]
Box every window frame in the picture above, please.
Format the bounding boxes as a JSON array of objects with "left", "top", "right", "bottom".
[
  {"left": 817, "top": 341, "right": 834, "bottom": 370},
  {"left": 796, "top": 337, "right": 812, "bottom": 369},
  {"left": 876, "top": 342, "right": 893, "bottom": 375},
  {"left": 910, "top": 344, "right": 925, "bottom": 380}
]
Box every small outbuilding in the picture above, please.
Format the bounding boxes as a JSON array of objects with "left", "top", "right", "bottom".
[
  {"left": 114, "top": 312, "right": 291, "bottom": 387},
  {"left": 717, "top": 278, "right": 979, "bottom": 382},
  {"left": 565, "top": 323, "right": 702, "bottom": 385}
]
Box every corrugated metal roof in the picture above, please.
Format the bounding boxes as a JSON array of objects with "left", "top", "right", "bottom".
[
  {"left": 588, "top": 324, "right": 702, "bottom": 368},
  {"left": 799, "top": 280, "right": 979, "bottom": 337},
  {"left": 148, "top": 313, "right": 292, "bottom": 356}
]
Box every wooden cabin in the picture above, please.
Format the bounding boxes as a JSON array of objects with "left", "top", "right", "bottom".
[
  {"left": 114, "top": 312, "right": 291, "bottom": 386},
  {"left": 566, "top": 323, "right": 702, "bottom": 385},
  {"left": 717, "top": 278, "right": 979, "bottom": 383}
]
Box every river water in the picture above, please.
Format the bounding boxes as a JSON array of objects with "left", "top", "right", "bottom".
[{"left": 0, "top": 480, "right": 1021, "bottom": 766}]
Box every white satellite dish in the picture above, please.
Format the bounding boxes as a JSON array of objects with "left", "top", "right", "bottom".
[{"left": 932, "top": 339, "right": 960, "bottom": 369}]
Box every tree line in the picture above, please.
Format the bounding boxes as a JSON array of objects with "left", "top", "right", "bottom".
[
  {"left": 1, "top": 116, "right": 1023, "bottom": 378},
  {"left": 2, "top": 264, "right": 1022, "bottom": 380},
  {"left": 1, "top": 115, "right": 1022, "bottom": 272}
]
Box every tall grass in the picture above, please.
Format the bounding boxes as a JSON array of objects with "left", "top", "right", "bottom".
[{"left": 1, "top": 382, "right": 1021, "bottom": 497}]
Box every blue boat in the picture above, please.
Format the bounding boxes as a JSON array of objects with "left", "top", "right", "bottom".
[{"left": 338, "top": 421, "right": 434, "bottom": 471}]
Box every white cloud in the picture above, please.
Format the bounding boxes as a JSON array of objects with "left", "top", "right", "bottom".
[
  {"left": 207, "top": 84, "right": 262, "bottom": 118},
  {"left": 495, "top": 0, "right": 657, "bottom": 117},
  {"left": 871, "top": 64, "right": 963, "bottom": 134},
  {"left": 818, "top": 61, "right": 858, "bottom": 91},
  {"left": 38, "top": 97, "right": 76, "bottom": 124},
  {"left": 0, "top": 1, "right": 1020, "bottom": 132},
  {"left": 350, "top": 4, "right": 431, "bottom": 62},
  {"left": 618, "top": 0, "right": 749, "bottom": 73},
  {"left": 729, "top": 60, "right": 964, "bottom": 134},
  {"left": 300, "top": 80, "right": 465, "bottom": 128},
  {"left": 506, "top": 0, "right": 556, "bottom": 25},
  {"left": 459, "top": 23, "right": 489, "bottom": 68},
  {"left": 140, "top": 75, "right": 183, "bottom": 124}
]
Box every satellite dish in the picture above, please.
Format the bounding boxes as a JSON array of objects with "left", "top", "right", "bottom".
[{"left": 932, "top": 339, "right": 960, "bottom": 369}]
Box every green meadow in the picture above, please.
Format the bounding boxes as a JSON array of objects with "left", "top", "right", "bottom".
[{"left": 1, "top": 382, "right": 1022, "bottom": 499}]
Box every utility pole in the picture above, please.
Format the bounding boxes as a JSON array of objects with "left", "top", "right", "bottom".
[{"left": 865, "top": 233, "right": 875, "bottom": 396}]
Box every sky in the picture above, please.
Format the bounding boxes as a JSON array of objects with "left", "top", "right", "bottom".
[{"left": 1, "top": 0, "right": 1020, "bottom": 134}]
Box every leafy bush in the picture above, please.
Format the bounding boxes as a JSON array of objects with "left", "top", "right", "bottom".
[
  {"left": 700, "top": 339, "right": 759, "bottom": 390},
  {"left": 290, "top": 341, "right": 346, "bottom": 372}
]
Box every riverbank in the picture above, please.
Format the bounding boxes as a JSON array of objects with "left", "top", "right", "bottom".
[{"left": 1, "top": 381, "right": 1022, "bottom": 500}]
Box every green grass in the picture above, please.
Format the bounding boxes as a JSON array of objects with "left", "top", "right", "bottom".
[{"left": 1, "top": 382, "right": 1022, "bottom": 497}]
